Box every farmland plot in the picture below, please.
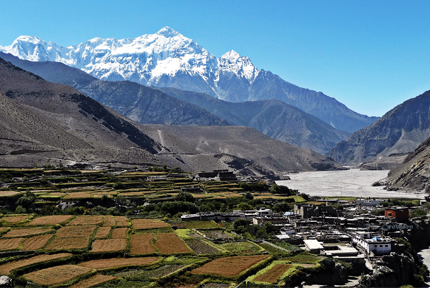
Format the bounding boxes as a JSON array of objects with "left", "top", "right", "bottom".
[
  {"left": 115, "top": 216, "right": 129, "bottom": 227},
  {"left": 46, "top": 236, "right": 89, "bottom": 250},
  {"left": 2, "top": 215, "right": 28, "bottom": 224},
  {"left": 154, "top": 233, "right": 191, "bottom": 254},
  {"left": 3, "top": 228, "right": 52, "bottom": 238},
  {"left": 185, "top": 239, "right": 222, "bottom": 255},
  {"left": 21, "top": 234, "right": 53, "bottom": 250},
  {"left": 22, "top": 264, "right": 92, "bottom": 286},
  {"left": 130, "top": 234, "right": 156, "bottom": 255},
  {"left": 67, "top": 215, "right": 104, "bottom": 226},
  {"left": 94, "top": 227, "right": 111, "bottom": 239},
  {"left": 253, "top": 264, "right": 292, "bottom": 283},
  {"left": 70, "top": 274, "right": 117, "bottom": 288},
  {"left": 0, "top": 253, "right": 72, "bottom": 275},
  {"left": 115, "top": 264, "right": 187, "bottom": 279},
  {"left": 91, "top": 239, "right": 127, "bottom": 253},
  {"left": 111, "top": 228, "right": 128, "bottom": 239},
  {"left": 132, "top": 219, "right": 170, "bottom": 230},
  {"left": 79, "top": 257, "right": 160, "bottom": 270},
  {"left": 0, "top": 238, "right": 24, "bottom": 251},
  {"left": 199, "top": 230, "right": 233, "bottom": 240},
  {"left": 55, "top": 225, "right": 96, "bottom": 238},
  {"left": 220, "top": 241, "right": 263, "bottom": 255},
  {"left": 27, "top": 215, "right": 73, "bottom": 225},
  {"left": 191, "top": 255, "right": 269, "bottom": 278},
  {"left": 103, "top": 215, "right": 115, "bottom": 227}
]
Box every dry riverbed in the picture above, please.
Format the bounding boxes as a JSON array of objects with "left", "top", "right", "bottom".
[{"left": 276, "top": 169, "right": 424, "bottom": 199}]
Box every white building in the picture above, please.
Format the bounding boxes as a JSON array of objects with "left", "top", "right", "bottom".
[{"left": 352, "top": 233, "right": 392, "bottom": 255}]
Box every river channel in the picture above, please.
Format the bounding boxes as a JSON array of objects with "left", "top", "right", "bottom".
[{"left": 276, "top": 169, "right": 424, "bottom": 199}]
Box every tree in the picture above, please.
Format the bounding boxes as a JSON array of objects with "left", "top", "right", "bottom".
[
  {"left": 269, "top": 183, "right": 291, "bottom": 195},
  {"left": 244, "top": 192, "right": 254, "bottom": 200},
  {"left": 237, "top": 202, "right": 254, "bottom": 211},
  {"left": 175, "top": 191, "right": 195, "bottom": 203}
]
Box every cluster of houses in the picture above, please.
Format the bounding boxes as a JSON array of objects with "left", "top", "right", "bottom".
[{"left": 181, "top": 198, "right": 418, "bottom": 266}]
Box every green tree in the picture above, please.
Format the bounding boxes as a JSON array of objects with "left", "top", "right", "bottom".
[
  {"left": 244, "top": 192, "right": 254, "bottom": 200},
  {"left": 175, "top": 191, "right": 195, "bottom": 203}
]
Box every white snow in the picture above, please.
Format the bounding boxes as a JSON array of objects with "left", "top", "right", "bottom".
[{"left": 0, "top": 27, "right": 260, "bottom": 97}]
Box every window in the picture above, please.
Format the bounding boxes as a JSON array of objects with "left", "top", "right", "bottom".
[{"left": 385, "top": 245, "right": 388, "bottom": 247}]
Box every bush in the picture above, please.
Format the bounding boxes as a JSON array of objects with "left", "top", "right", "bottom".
[
  {"left": 175, "top": 191, "right": 195, "bottom": 203},
  {"left": 113, "top": 182, "right": 125, "bottom": 189}
]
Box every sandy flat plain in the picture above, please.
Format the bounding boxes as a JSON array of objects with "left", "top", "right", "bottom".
[{"left": 276, "top": 169, "right": 424, "bottom": 199}]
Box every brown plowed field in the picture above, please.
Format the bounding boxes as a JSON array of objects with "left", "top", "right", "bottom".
[
  {"left": 191, "top": 255, "right": 269, "bottom": 277},
  {"left": 114, "top": 216, "right": 129, "bottom": 227},
  {"left": 111, "top": 228, "right": 128, "bottom": 239},
  {"left": 91, "top": 239, "right": 127, "bottom": 253},
  {"left": 27, "top": 215, "right": 73, "bottom": 225},
  {"left": 0, "top": 253, "right": 72, "bottom": 275},
  {"left": 94, "top": 227, "right": 111, "bottom": 239},
  {"left": 23, "top": 264, "right": 91, "bottom": 286},
  {"left": 67, "top": 215, "right": 104, "bottom": 226},
  {"left": 45, "top": 237, "right": 89, "bottom": 250},
  {"left": 254, "top": 264, "right": 292, "bottom": 283},
  {"left": 132, "top": 219, "right": 170, "bottom": 230},
  {"left": 103, "top": 216, "right": 115, "bottom": 227},
  {"left": 130, "top": 234, "right": 156, "bottom": 255},
  {"left": 64, "top": 192, "right": 92, "bottom": 199},
  {"left": 56, "top": 225, "right": 96, "bottom": 238},
  {"left": 21, "top": 234, "right": 53, "bottom": 250},
  {"left": 0, "top": 238, "right": 24, "bottom": 251},
  {"left": 3, "top": 228, "right": 52, "bottom": 238},
  {"left": 70, "top": 274, "right": 117, "bottom": 288},
  {"left": 0, "top": 191, "right": 21, "bottom": 197},
  {"left": 2, "top": 215, "right": 28, "bottom": 223},
  {"left": 154, "top": 233, "right": 190, "bottom": 254},
  {"left": 79, "top": 257, "right": 160, "bottom": 270}
]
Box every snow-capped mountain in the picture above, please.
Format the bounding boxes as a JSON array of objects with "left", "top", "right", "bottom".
[{"left": 0, "top": 27, "right": 378, "bottom": 133}]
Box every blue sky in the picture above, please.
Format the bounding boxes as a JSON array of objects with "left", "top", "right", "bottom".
[{"left": 1, "top": 0, "right": 430, "bottom": 117}]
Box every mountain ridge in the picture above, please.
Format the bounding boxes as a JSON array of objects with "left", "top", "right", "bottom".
[{"left": 0, "top": 27, "right": 378, "bottom": 133}]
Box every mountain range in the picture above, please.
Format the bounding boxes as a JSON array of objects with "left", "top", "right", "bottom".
[
  {"left": 0, "top": 52, "right": 349, "bottom": 154},
  {"left": 328, "top": 90, "right": 430, "bottom": 166},
  {"left": 0, "top": 27, "right": 378, "bottom": 133},
  {"left": 0, "top": 56, "right": 344, "bottom": 175}
]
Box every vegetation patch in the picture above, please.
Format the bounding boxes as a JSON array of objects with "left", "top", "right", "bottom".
[
  {"left": 130, "top": 234, "right": 156, "bottom": 255},
  {"left": 283, "top": 252, "right": 321, "bottom": 264},
  {"left": 184, "top": 239, "right": 222, "bottom": 255},
  {"left": 154, "top": 233, "right": 191, "bottom": 254},
  {"left": 191, "top": 255, "right": 269, "bottom": 278},
  {"left": 270, "top": 241, "right": 301, "bottom": 252},
  {"left": 132, "top": 219, "right": 170, "bottom": 230},
  {"left": 70, "top": 274, "right": 117, "bottom": 288},
  {"left": 27, "top": 215, "right": 73, "bottom": 225},
  {"left": 67, "top": 215, "right": 104, "bottom": 226},
  {"left": 0, "top": 238, "right": 24, "bottom": 251},
  {"left": 220, "top": 241, "right": 263, "bottom": 255},
  {"left": 3, "top": 228, "right": 52, "bottom": 238},
  {"left": 22, "top": 264, "right": 92, "bottom": 286},
  {"left": 200, "top": 229, "right": 233, "bottom": 240},
  {"left": 21, "top": 234, "right": 53, "bottom": 250},
  {"left": 0, "top": 252, "right": 72, "bottom": 275},
  {"left": 79, "top": 257, "right": 160, "bottom": 270},
  {"left": 91, "top": 239, "right": 127, "bottom": 253},
  {"left": 46, "top": 236, "right": 90, "bottom": 250},
  {"left": 259, "top": 242, "right": 288, "bottom": 254},
  {"left": 111, "top": 228, "right": 129, "bottom": 239},
  {"left": 182, "top": 220, "right": 222, "bottom": 229},
  {"left": 94, "top": 227, "right": 111, "bottom": 239}
]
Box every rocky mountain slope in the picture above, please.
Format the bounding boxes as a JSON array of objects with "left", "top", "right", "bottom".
[
  {"left": 327, "top": 90, "right": 430, "bottom": 166},
  {"left": 1, "top": 52, "right": 349, "bottom": 154},
  {"left": 158, "top": 87, "right": 350, "bottom": 154},
  {"left": 0, "top": 27, "right": 378, "bottom": 133},
  {"left": 0, "top": 57, "right": 344, "bottom": 175},
  {"left": 0, "top": 52, "right": 227, "bottom": 127},
  {"left": 386, "top": 136, "right": 430, "bottom": 192}
]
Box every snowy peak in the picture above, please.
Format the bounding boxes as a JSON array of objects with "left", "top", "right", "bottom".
[
  {"left": 219, "top": 50, "right": 259, "bottom": 82},
  {"left": 156, "top": 26, "right": 181, "bottom": 38}
]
